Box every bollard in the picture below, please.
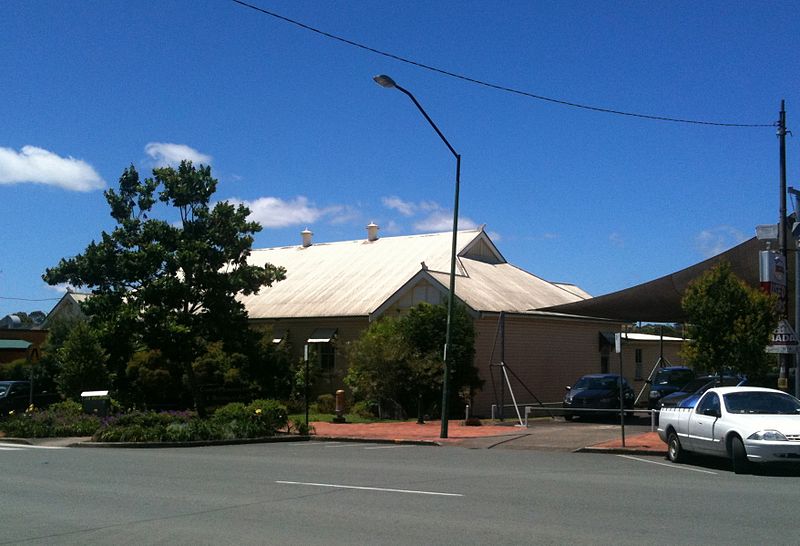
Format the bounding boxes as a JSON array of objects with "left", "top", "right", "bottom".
[{"left": 333, "top": 389, "right": 346, "bottom": 423}]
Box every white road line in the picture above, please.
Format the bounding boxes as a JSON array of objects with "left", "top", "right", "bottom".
[
  {"left": 0, "top": 443, "right": 66, "bottom": 450},
  {"left": 363, "top": 445, "right": 416, "bottom": 450},
  {"left": 276, "top": 480, "right": 463, "bottom": 497},
  {"left": 323, "top": 443, "right": 374, "bottom": 449},
  {"left": 0, "top": 446, "right": 26, "bottom": 451},
  {"left": 617, "top": 454, "right": 718, "bottom": 475}
]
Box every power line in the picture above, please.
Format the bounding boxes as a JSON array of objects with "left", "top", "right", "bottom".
[
  {"left": 231, "top": 0, "right": 775, "bottom": 128},
  {"left": 0, "top": 296, "right": 61, "bottom": 302}
]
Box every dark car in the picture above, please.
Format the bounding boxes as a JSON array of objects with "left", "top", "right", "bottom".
[
  {"left": 658, "top": 374, "right": 747, "bottom": 409},
  {"left": 646, "top": 366, "right": 696, "bottom": 409},
  {"left": 0, "top": 381, "right": 60, "bottom": 416},
  {"left": 0, "top": 381, "right": 33, "bottom": 415},
  {"left": 563, "top": 374, "right": 634, "bottom": 421}
]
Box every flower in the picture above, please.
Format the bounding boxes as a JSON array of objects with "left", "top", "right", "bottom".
[{"left": 255, "top": 409, "right": 262, "bottom": 415}]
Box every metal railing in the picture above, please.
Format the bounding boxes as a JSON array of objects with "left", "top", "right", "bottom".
[{"left": 491, "top": 403, "right": 660, "bottom": 431}]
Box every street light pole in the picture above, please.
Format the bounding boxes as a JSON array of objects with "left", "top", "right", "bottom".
[{"left": 373, "top": 74, "right": 460, "bottom": 439}]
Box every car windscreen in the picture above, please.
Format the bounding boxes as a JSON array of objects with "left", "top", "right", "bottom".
[
  {"left": 573, "top": 377, "right": 617, "bottom": 390},
  {"left": 653, "top": 369, "right": 694, "bottom": 386},
  {"left": 723, "top": 391, "right": 800, "bottom": 415},
  {"left": 0, "top": 385, "right": 7, "bottom": 396}
]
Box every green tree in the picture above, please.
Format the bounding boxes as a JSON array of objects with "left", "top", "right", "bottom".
[
  {"left": 400, "top": 303, "right": 482, "bottom": 415},
  {"left": 56, "top": 321, "right": 110, "bottom": 400},
  {"left": 681, "top": 262, "right": 779, "bottom": 380},
  {"left": 345, "top": 303, "right": 481, "bottom": 418},
  {"left": 6, "top": 310, "right": 46, "bottom": 327},
  {"left": 345, "top": 318, "right": 411, "bottom": 417},
  {"left": 43, "top": 162, "right": 285, "bottom": 415}
]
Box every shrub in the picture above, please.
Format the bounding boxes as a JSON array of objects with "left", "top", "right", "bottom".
[
  {"left": 315, "top": 394, "right": 336, "bottom": 414},
  {"left": 0, "top": 402, "right": 102, "bottom": 438},
  {"left": 92, "top": 400, "right": 288, "bottom": 442},
  {"left": 350, "top": 400, "right": 376, "bottom": 419}
]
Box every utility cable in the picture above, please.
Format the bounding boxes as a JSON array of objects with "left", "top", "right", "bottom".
[{"left": 231, "top": 0, "right": 775, "bottom": 128}]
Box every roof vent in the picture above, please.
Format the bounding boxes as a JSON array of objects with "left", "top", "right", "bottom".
[
  {"left": 301, "top": 228, "right": 313, "bottom": 247},
  {"left": 366, "top": 222, "right": 379, "bottom": 242}
]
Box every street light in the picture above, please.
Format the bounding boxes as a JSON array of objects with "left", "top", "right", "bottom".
[{"left": 373, "top": 74, "right": 461, "bottom": 439}]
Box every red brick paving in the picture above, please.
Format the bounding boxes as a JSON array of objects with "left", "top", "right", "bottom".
[
  {"left": 311, "top": 420, "right": 667, "bottom": 453},
  {"left": 311, "top": 420, "right": 523, "bottom": 443},
  {"left": 588, "top": 431, "right": 665, "bottom": 452}
]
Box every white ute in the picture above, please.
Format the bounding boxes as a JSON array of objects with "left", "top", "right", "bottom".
[{"left": 658, "top": 386, "right": 800, "bottom": 473}]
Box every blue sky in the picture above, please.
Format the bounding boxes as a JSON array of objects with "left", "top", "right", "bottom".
[{"left": 1, "top": 0, "right": 799, "bottom": 318}]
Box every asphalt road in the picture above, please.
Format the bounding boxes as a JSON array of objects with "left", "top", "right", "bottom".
[{"left": 2, "top": 440, "right": 798, "bottom": 545}]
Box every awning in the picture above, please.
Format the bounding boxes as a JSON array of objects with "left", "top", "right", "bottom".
[
  {"left": 308, "top": 328, "right": 337, "bottom": 343},
  {"left": 0, "top": 340, "right": 32, "bottom": 350}
]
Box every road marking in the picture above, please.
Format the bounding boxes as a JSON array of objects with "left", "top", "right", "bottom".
[
  {"left": 616, "top": 454, "right": 717, "bottom": 475},
  {"left": 363, "top": 445, "right": 416, "bottom": 450},
  {"left": 276, "top": 480, "right": 463, "bottom": 497},
  {"left": 0, "top": 443, "right": 66, "bottom": 450},
  {"left": 323, "top": 443, "right": 374, "bottom": 449}
]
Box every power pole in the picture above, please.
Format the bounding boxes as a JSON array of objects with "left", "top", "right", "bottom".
[{"left": 778, "top": 100, "right": 790, "bottom": 391}]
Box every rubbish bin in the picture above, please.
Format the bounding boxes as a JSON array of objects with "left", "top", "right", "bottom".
[{"left": 80, "top": 390, "right": 110, "bottom": 417}]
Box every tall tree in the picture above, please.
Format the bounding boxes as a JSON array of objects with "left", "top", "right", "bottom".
[
  {"left": 43, "top": 162, "right": 285, "bottom": 415},
  {"left": 681, "top": 262, "right": 778, "bottom": 381}
]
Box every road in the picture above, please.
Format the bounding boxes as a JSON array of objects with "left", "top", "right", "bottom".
[{"left": 1, "top": 439, "right": 798, "bottom": 545}]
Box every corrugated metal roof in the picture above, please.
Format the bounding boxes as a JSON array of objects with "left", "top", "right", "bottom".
[{"left": 241, "top": 228, "right": 589, "bottom": 319}]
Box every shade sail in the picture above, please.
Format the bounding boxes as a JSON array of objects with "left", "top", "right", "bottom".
[{"left": 544, "top": 237, "right": 767, "bottom": 322}]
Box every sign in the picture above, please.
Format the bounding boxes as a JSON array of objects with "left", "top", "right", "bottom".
[
  {"left": 614, "top": 333, "right": 621, "bottom": 354},
  {"left": 766, "top": 319, "right": 799, "bottom": 354},
  {"left": 760, "top": 250, "right": 787, "bottom": 312}
]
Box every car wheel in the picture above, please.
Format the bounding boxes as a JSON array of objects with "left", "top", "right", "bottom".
[
  {"left": 730, "top": 436, "right": 751, "bottom": 475},
  {"left": 667, "top": 430, "right": 686, "bottom": 463}
]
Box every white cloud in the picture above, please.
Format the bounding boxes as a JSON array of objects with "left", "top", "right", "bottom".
[
  {"left": 382, "top": 196, "right": 416, "bottom": 216},
  {"left": 0, "top": 145, "right": 104, "bottom": 191},
  {"left": 609, "top": 232, "right": 624, "bottom": 247},
  {"left": 44, "top": 283, "right": 82, "bottom": 294},
  {"left": 695, "top": 226, "right": 747, "bottom": 257},
  {"left": 231, "top": 196, "right": 324, "bottom": 228},
  {"left": 413, "top": 211, "right": 478, "bottom": 232},
  {"left": 382, "top": 196, "right": 443, "bottom": 217},
  {"left": 145, "top": 142, "right": 212, "bottom": 167}
]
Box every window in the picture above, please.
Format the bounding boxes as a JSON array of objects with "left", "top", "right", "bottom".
[
  {"left": 600, "top": 355, "right": 609, "bottom": 374},
  {"left": 319, "top": 342, "right": 335, "bottom": 372},
  {"left": 634, "top": 349, "right": 643, "bottom": 380},
  {"left": 696, "top": 392, "right": 720, "bottom": 416}
]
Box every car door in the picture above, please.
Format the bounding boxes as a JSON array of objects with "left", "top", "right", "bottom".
[{"left": 689, "top": 392, "right": 723, "bottom": 454}]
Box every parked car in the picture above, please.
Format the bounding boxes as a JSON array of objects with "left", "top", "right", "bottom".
[
  {"left": 647, "top": 366, "right": 695, "bottom": 409},
  {"left": 563, "top": 374, "right": 634, "bottom": 421},
  {"left": 659, "top": 386, "right": 800, "bottom": 473},
  {"left": 0, "top": 381, "right": 60, "bottom": 416},
  {"left": 659, "top": 375, "right": 747, "bottom": 409}
]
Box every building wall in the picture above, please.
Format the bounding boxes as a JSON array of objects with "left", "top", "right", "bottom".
[
  {"left": 471, "top": 314, "right": 624, "bottom": 416},
  {"left": 624, "top": 340, "right": 685, "bottom": 403},
  {"left": 0, "top": 329, "right": 47, "bottom": 365},
  {"left": 249, "top": 314, "right": 687, "bottom": 418}
]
